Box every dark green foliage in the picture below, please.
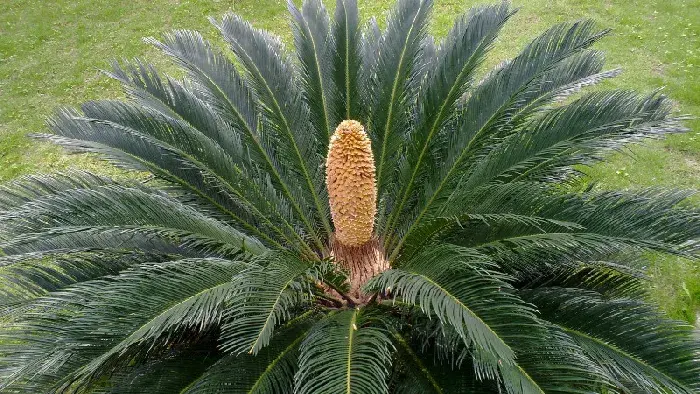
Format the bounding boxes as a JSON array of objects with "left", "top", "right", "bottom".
[
  {"left": 0, "top": 0, "right": 698, "bottom": 392},
  {"left": 296, "top": 310, "right": 393, "bottom": 394}
]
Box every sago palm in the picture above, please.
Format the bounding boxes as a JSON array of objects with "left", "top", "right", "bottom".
[{"left": 1, "top": 0, "right": 698, "bottom": 392}]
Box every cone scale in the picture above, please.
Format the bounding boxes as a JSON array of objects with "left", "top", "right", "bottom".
[{"left": 325, "top": 120, "right": 387, "bottom": 300}]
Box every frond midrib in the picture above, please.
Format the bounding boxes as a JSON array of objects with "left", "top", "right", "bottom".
[{"left": 345, "top": 309, "right": 358, "bottom": 394}]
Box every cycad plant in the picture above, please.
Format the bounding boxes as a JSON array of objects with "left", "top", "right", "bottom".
[{"left": 1, "top": 0, "right": 698, "bottom": 392}]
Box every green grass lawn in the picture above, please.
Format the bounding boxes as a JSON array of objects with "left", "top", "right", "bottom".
[{"left": 1, "top": 0, "right": 698, "bottom": 324}]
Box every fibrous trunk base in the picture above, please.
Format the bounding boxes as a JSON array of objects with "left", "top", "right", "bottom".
[{"left": 331, "top": 237, "right": 388, "bottom": 304}]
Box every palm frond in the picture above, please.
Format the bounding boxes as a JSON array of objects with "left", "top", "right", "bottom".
[
  {"left": 450, "top": 91, "right": 685, "bottom": 194},
  {"left": 391, "top": 331, "right": 501, "bottom": 393},
  {"left": 366, "top": 0, "right": 432, "bottom": 197},
  {"left": 39, "top": 110, "right": 297, "bottom": 251},
  {"left": 396, "top": 212, "right": 583, "bottom": 262},
  {"left": 0, "top": 170, "right": 114, "bottom": 210},
  {"left": 108, "top": 60, "right": 298, "bottom": 226},
  {"left": 213, "top": 13, "right": 333, "bottom": 239},
  {"left": 382, "top": 1, "right": 513, "bottom": 242},
  {"left": 502, "top": 322, "right": 615, "bottom": 394},
  {"left": 184, "top": 312, "right": 320, "bottom": 394},
  {"left": 0, "top": 183, "right": 265, "bottom": 255},
  {"left": 403, "top": 305, "right": 616, "bottom": 393},
  {"left": 220, "top": 252, "right": 312, "bottom": 355},
  {"left": 332, "top": 0, "right": 363, "bottom": 120},
  {"left": 79, "top": 99, "right": 303, "bottom": 249},
  {"left": 290, "top": 0, "right": 337, "bottom": 146},
  {"left": 99, "top": 347, "right": 220, "bottom": 394},
  {"left": 0, "top": 258, "right": 250, "bottom": 392},
  {"left": 516, "top": 254, "right": 650, "bottom": 299},
  {"left": 431, "top": 183, "right": 699, "bottom": 277},
  {"left": 394, "top": 314, "right": 551, "bottom": 394},
  {"left": 522, "top": 287, "right": 700, "bottom": 394},
  {"left": 395, "top": 21, "right": 610, "bottom": 255},
  {"left": 360, "top": 16, "right": 381, "bottom": 89},
  {"left": 473, "top": 232, "right": 683, "bottom": 280},
  {"left": 143, "top": 30, "right": 258, "bottom": 144},
  {"left": 453, "top": 20, "right": 609, "bottom": 158},
  {"left": 145, "top": 29, "right": 324, "bottom": 253},
  {"left": 295, "top": 309, "right": 393, "bottom": 394},
  {"left": 367, "top": 244, "right": 540, "bottom": 382},
  {"left": 0, "top": 249, "right": 172, "bottom": 307},
  {"left": 107, "top": 60, "right": 246, "bottom": 166}
]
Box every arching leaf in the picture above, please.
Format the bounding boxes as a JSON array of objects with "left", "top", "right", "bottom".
[
  {"left": 295, "top": 310, "right": 393, "bottom": 394},
  {"left": 220, "top": 252, "right": 313, "bottom": 355}
]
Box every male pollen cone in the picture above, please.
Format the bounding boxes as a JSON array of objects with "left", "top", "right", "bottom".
[{"left": 325, "top": 120, "right": 377, "bottom": 247}]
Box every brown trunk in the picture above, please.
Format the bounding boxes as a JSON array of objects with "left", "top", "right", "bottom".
[{"left": 330, "top": 237, "right": 388, "bottom": 304}]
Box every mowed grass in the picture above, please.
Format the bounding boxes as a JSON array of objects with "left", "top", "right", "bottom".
[{"left": 0, "top": 0, "right": 698, "bottom": 323}]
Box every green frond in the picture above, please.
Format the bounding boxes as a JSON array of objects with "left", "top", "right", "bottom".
[
  {"left": 332, "top": 0, "right": 362, "bottom": 120},
  {"left": 0, "top": 170, "right": 114, "bottom": 210},
  {"left": 0, "top": 249, "right": 172, "bottom": 307},
  {"left": 382, "top": 1, "right": 514, "bottom": 242},
  {"left": 220, "top": 252, "right": 313, "bottom": 355},
  {"left": 295, "top": 309, "right": 393, "bottom": 394},
  {"left": 290, "top": 0, "right": 337, "bottom": 145},
  {"left": 1, "top": 227, "right": 244, "bottom": 266},
  {"left": 453, "top": 20, "right": 609, "bottom": 156},
  {"left": 79, "top": 99, "right": 304, "bottom": 249},
  {"left": 367, "top": 244, "right": 540, "bottom": 383},
  {"left": 391, "top": 331, "right": 501, "bottom": 394},
  {"left": 454, "top": 183, "right": 698, "bottom": 241},
  {"left": 519, "top": 257, "right": 650, "bottom": 299},
  {"left": 401, "top": 305, "right": 616, "bottom": 393},
  {"left": 396, "top": 21, "right": 610, "bottom": 254},
  {"left": 184, "top": 312, "right": 320, "bottom": 394},
  {"left": 522, "top": 287, "right": 700, "bottom": 394},
  {"left": 98, "top": 347, "right": 220, "bottom": 394},
  {"left": 366, "top": 0, "right": 432, "bottom": 198},
  {"left": 73, "top": 99, "right": 247, "bottom": 191},
  {"left": 502, "top": 322, "right": 616, "bottom": 393},
  {"left": 0, "top": 258, "right": 250, "bottom": 392},
  {"left": 396, "top": 212, "right": 584, "bottom": 262},
  {"left": 391, "top": 332, "right": 446, "bottom": 394},
  {"left": 473, "top": 232, "right": 679, "bottom": 280},
  {"left": 107, "top": 62, "right": 299, "bottom": 230},
  {"left": 107, "top": 60, "right": 247, "bottom": 167},
  {"left": 213, "top": 13, "right": 333, "bottom": 239},
  {"left": 0, "top": 183, "right": 265, "bottom": 255},
  {"left": 430, "top": 183, "right": 699, "bottom": 278},
  {"left": 145, "top": 29, "right": 326, "bottom": 252},
  {"left": 39, "top": 110, "right": 298, "bottom": 250},
  {"left": 360, "top": 16, "right": 380, "bottom": 85},
  {"left": 450, "top": 91, "right": 684, "bottom": 193},
  {"left": 142, "top": 30, "right": 259, "bottom": 141}
]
